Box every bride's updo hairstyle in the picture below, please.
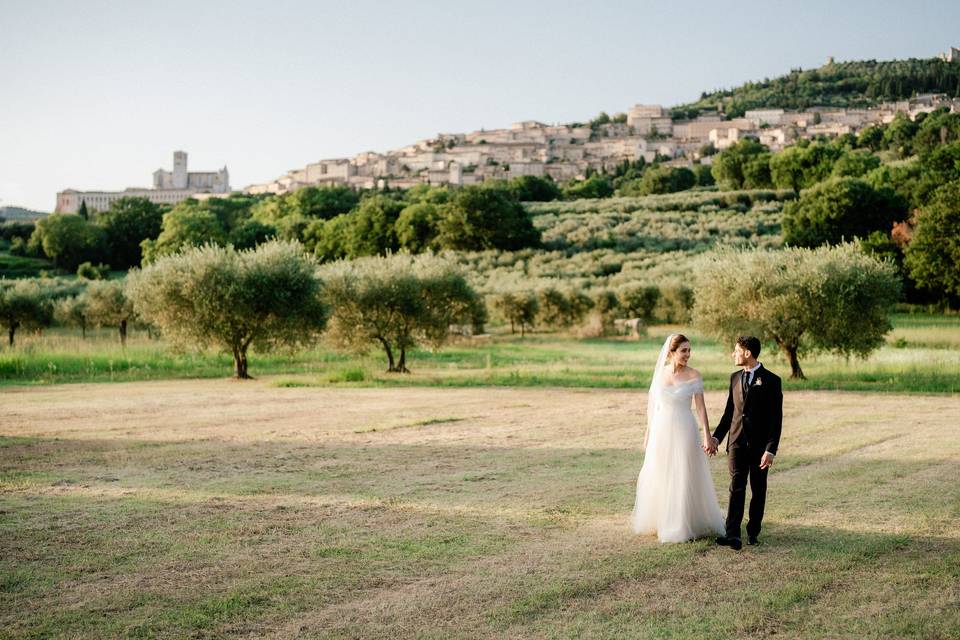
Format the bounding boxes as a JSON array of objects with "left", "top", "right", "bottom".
[{"left": 667, "top": 334, "right": 689, "bottom": 359}]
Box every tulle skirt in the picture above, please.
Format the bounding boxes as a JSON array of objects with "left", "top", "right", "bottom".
[{"left": 630, "top": 404, "right": 725, "bottom": 543}]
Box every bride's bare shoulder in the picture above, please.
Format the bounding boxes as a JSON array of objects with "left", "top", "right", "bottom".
[{"left": 685, "top": 367, "right": 703, "bottom": 380}]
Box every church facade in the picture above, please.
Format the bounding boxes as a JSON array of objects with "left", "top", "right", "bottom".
[{"left": 55, "top": 151, "right": 230, "bottom": 213}]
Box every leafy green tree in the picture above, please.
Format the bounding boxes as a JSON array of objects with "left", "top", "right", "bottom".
[
  {"left": 694, "top": 244, "right": 901, "bottom": 379},
  {"left": 904, "top": 180, "right": 960, "bottom": 301},
  {"left": 618, "top": 285, "right": 660, "bottom": 320},
  {"left": 882, "top": 112, "right": 919, "bottom": 157},
  {"left": 251, "top": 186, "right": 359, "bottom": 228},
  {"left": 95, "top": 197, "right": 163, "bottom": 268},
  {"left": 54, "top": 293, "right": 91, "bottom": 339},
  {"left": 912, "top": 109, "right": 960, "bottom": 157},
  {"left": 492, "top": 291, "right": 538, "bottom": 336},
  {"left": 76, "top": 261, "right": 109, "bottom": 280},
  {"left": 30, "top": 214, "right": 105, "bottom": 271},
  {"left": 535, "top": 287, "right": 592, "bottom": 328},
  {"left": 915, "top": 142, "right": 960, "bottom": 204},
  {"left": 307, "top": 214, "right": 352, "bottom": 261},
  {"left": 711, "top": 139, "right": 771, "bottom": 190},
  {"left": 141, "top": 208, "right": 227, "bottom": 263},
  {"left": 321, "top": 254, "right": 480, "bottom": 372},
  {"left": 693, "top": 164, "right": 715, "bottom": 187},
  {"left": 769, "top": 141, "right": 843, "bottom": 191},
  {"left": 653, "top": 284, "right": 695, "bottom": 324},
  {"left": 344, "top": 195, "right": 404, "bottom": 257},
  {"left": 84, "top": 280, "right": 136, "bottom": 346},
  {"left": 562, "top": 175, "right": 614, "bottom": 200},
  {"left": 78, "top": 201, "right": 90, "bottom": 221},
  {"left": 404, "top": 183, "right": 452, "bottom": 205},
  {"left": 856, "top": 124, "right": 885, "bottom": 151},
  {"left": 506, "top": 176, "right": 561, "bottom": 202},
  {"left": 395, "top": 203, "right": 441, "bottom": 253},
  {"left": 229, "top": 219, "right": 276, "bottom": 250},
  {"left": 270, "top": 213, "right": 310, "bottom": 242},
  {"left": 582, "top": 289, "right": 618, "bottom": 335},
  {"left": 864, "top": 161, "right": 922, "bottom": 209},
  {"left": 128, "top": 241, "right": 328, "bottom": 378},
  {"left": 781, "top": 177, "right": 907, "bottom": 247},
  {"left": 637, "top": 166, "right": 696, "bottom": 195},
  {"left": 830, "top": 149, "right": 881, "bottom": 178},
  {"left": 0, "top": 279, "right": 50, "bottom": 346},
  {"left": 435, "top": 185, "right": 540, "bottom": 251},
  {"left": 289, "top": 186, "right": 360, "bottom": 220}
]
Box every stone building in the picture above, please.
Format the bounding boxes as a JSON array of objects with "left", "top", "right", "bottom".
[{"left": 56, "top": 151, "right": 230, "bottom": 213}]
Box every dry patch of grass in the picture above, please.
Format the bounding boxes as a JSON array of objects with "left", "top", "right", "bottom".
[{"left": 2, "top": 380, "right": 958, "bottom": 638}]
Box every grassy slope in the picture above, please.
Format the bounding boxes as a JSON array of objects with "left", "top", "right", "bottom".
[{"left": 1, "top": 383, "right": 957, "bottom": 638}]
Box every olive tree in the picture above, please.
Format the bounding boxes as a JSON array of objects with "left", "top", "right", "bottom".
[
  {"left": 320, "top": 254, "right": 481, "bottom": 372},
  {"left": 85, "top": 280, "right": 137, "bottom": 347},
  {"left": 492, "top": 291, "right": 538, "bottom": 336},
  {"left": 694, "top": 244, "right": 901, "bottom": 379},
  {"left": 127, "top": 241, "right": 328, "bottom": 379},
  {"left": 54, "top": 294, "right": 91, "bottom": 339},
  {"left": 0, "top": 279, "right": 49, "bottom": 346},
  {"left": 536, "top": 287, "right": 594, "bottom": 330}
]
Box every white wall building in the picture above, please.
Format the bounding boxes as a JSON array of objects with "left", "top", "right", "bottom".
[{"left": 56, "top": 151, "right": 230, "bottom": 213}]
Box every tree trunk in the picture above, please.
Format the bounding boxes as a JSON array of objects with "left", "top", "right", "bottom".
[
  {"left": 779, "top": 341, "right": 805, "bottom": 380},
  {"left": 510, "top": 319, "right": 515, "bottom": 334},
  {"left": 396, "top": 347, "right": 410, "bottom": 374},
  {"left": 233, "top": 346, "right": 251, "bottom": 379},
  {"left": 520, "top": 321, "right": 525, "bottom": 337},
  {"left": 8, "top": 321, "right": 17, "bottom": 347},
  {"left": 378, "top": 337, "right": 396, "bottom": 372},
  {"left": 119, "top": 320, "right": 127, "bottom": 348},
  {"left": 81, "top": 320, "right": 86, "bottom": 340}
]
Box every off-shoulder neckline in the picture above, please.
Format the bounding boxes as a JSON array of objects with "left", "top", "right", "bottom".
[{"left": 662, "top": 377, "right": 703, "bottom": 388}]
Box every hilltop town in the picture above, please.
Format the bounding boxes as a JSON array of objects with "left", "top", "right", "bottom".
[
  {"left": 245, "top": 93, "right": 960, "bottom": 196},
  {"left": 52, "top": 48, "right": 960, "bottom": 213}
]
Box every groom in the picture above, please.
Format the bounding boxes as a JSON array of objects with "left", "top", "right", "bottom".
[{"left": 706, "top": 336, "right": 782, "bottom": 550}]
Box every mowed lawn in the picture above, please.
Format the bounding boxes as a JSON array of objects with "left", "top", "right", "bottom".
[{"left": 1, "top": 381, "right": 958, "bottom": 639}]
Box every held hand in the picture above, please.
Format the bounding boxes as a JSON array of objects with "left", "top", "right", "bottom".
[
  {"left": 702, "top": 436, "right": 718, "bottom": 456},
  {"left": 759, "top": 452, "right": 774, "bottom": 470}
]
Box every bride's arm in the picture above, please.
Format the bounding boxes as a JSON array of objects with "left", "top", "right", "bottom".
[{"left": 693, "top": 384, "right": 713, "bottom": 448}]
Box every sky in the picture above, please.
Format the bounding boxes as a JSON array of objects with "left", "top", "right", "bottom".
[{"left": 1, "top": 0, "right": 957, "bottom": 211}]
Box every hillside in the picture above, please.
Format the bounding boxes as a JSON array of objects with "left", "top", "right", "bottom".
[
  {"left": 0, "top": 206, "right": 47, "bottom": 221},
  {"left": 672, "top": 57, "right": 960, "bottom": 118}
]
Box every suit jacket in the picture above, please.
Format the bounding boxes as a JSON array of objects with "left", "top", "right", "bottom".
[{"left": 712, "top": 364, "right": 783, "bottom": 455}]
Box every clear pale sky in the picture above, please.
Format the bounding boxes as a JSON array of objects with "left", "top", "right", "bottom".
[{"left": 1, "top": 0, "right": 957, "bottom": 211}]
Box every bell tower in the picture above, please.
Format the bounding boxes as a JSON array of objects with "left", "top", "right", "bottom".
[{"left": 173, "top": 150, "right": 188, "bottom": 189}]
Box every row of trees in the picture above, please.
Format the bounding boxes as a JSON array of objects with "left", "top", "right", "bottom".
[
  {"left": 489, "top": 283, "right": 693, "bottom": 337},
  {"left": 674, "top": 58, "right": 960, "bottom": 118},
  {"left": 3, "top": 243, "right": 483, "bottom": 378},
  {"left": 0, "top": 278, "right": 132, "bottom": 347},
  {"left": 4, "top": 241, "right": 900, "bottom": 381},
  {"left": 11, "top": 181, "right": 545, "bottom": 274}
]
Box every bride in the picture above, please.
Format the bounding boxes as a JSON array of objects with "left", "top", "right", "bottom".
[{"left": 631, "top": 333, "right": 725, "bottom": 542}]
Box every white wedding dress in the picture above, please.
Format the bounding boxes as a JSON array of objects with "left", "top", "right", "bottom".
[{"left": 631, "top": 343, "right": 725, "bottom": 543}]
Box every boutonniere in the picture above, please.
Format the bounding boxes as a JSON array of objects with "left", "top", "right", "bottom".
[{"left": 753, "top": 377, "right": 763, "bottom": 387}]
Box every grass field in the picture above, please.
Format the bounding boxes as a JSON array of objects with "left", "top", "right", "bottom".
[
  {"left": 2, "top": 314, "right": 959, "bottom": 393},
  {"left": 1, "top": 381, "right": 958, "bottom": 638}
]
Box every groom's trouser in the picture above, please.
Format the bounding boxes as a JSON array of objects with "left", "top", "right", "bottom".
[{"left": 726, "top": 444, "right": 768, "bottom": 539}]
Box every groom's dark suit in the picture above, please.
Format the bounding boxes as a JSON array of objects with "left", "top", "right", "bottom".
[{"left": 712, "top": 365, "right": 782, "bottom": 540}]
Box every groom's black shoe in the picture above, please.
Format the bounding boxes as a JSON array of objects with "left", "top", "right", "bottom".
[
  {"left": 747, "top": 535, "right": 759, "bottom": 546},
  {"left": 715, "top": 536, "right": 743, "bottom": 550}
]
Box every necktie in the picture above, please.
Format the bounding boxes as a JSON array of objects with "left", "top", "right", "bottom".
[{"left": 742, "top": 371, "right": 750, "bottom": 394}]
